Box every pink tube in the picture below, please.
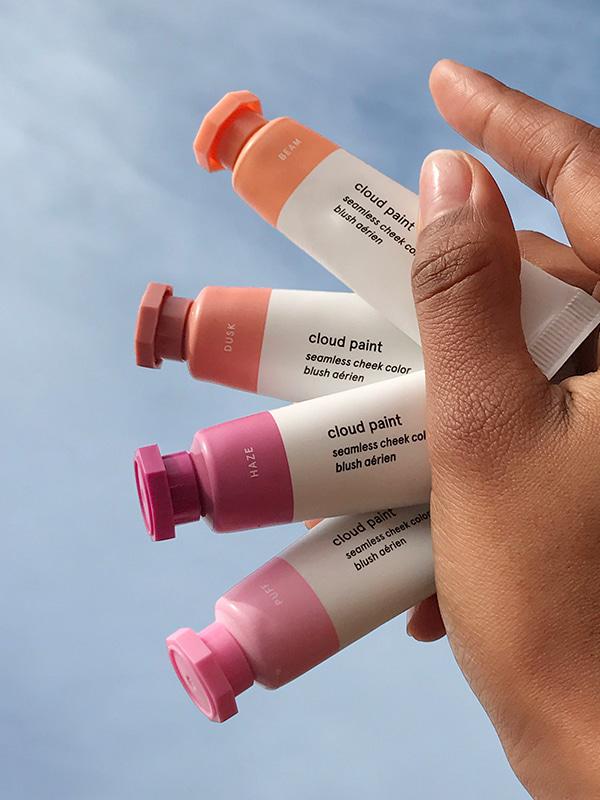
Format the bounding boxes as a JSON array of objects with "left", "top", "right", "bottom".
[
  {"left": 167, "top": 557, "right": 339, "bottom": 721},
  {"left": 167, "top": 506, "right": 434, "bottom": 721},
  {"left": 135, "top": 282, "right": 272, "bottom": 393},
  {"left": 133, "top": 371, "right": 431, "bottom": 539},
  {"left": 134, "top": 411, "right": 294, "bottom": 539},
  {"left": 134, "top": 282, "right": 424, "bottom": 402}
]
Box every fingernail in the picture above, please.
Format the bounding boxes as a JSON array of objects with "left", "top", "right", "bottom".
[
  {"left": 419, "top": 150, "right": 473, "bottom": 230},
  {"left": 406, "top": 606, "right": 416, "bottom": 638}
]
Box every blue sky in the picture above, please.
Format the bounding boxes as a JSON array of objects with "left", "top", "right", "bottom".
[{"left": 2, "top": 1, "right": 599, "bottom": 798}]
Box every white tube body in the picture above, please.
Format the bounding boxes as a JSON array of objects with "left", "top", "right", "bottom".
[
  {"left": 270, "top": 370, "right": 430, "bottom": 521},
  {"left": 280, "top": 505, "right": 434, "bottom": 649},
  {"left": 257, "top": 290, "right": 423, "bottom": 400},
  {"left": 276, "top": 149, "right": 600, "bottom": 378}
]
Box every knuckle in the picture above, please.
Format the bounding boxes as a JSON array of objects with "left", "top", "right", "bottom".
[
  {"left": 412, "top": 224, "right": 496, "bottom": 307},
  {"left": 431, "top": 383, "right": 520, "bottom": 464},
  {"left": 545, "top": 121, "right": 600, "bottom": 201},
  {"left": 427, "top": 375, "right": 560, "bottom": 483},
  {"left": 515, "top": 228, "right": 540, "bottom": 247}
]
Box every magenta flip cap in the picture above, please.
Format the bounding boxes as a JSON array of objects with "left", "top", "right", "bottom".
[
  {"left": 134, "top": 446, "right": 203, "bottom": 541},
  {"left": 134, "top": 407, "right": 297, "bottom": 539}
]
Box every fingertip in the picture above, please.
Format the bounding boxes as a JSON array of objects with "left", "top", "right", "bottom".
[
  {"left": 408, "top": 629, "right": 447, "bottom": 643},
  {"left": 429, "top": 58, "right": 468, "bottom": 95},
  {"left": 304, "top": 518, "right": 322, "bottom": 530},
  {"left": 429, "top": 62, "right": 499, "bottom": 127},
  {"left": 430, "top": 58, "right": 462, "bottom": 81},
  {"left": 406, "top": 596, "right": 447, "bottom": 642},
  {"left": 407, "top": 621, "right": 446, "bottom": 643},
  {"left": 418, "top": 149, "right": 474, "bottom": 230},
  {"left": 418, "top": 150, "right": 508, "bottom": 236},
  {"left": 429, "top": 60, "right": 470, "bottom": 125}
]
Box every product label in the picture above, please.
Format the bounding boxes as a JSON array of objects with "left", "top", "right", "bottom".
[
  {"left": 281, "top": 506, "right": 434, "bottom": 647},
  {"left": 257, "top": 290, "right": 423, "bottom": 401},
  {"left": 276, "top": 148, "right": 600, "bottom": 378},
  {"left": 269, "top": 370, "right": 429, "bottom": 521},
  {"left": 277, "top": 149, "right": 421, "bottom": 343}
]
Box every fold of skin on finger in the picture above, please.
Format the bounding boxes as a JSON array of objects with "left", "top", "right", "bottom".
[
  {"left": 406, "top": 594, "right": 446, "bottom": 642},
  {"left": 429, "top": 59, "right": 600, "bottom": 274}
]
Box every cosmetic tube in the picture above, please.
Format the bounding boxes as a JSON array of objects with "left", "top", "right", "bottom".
[
  {"left": 135, "top": 282, "right": 423, "bottom": 400},
  {"left": 134, "top": 370, "right": 429, "bottom": 539},
  {"left": 193, "top": 91, "right": 600, "bottom": 378},
  {"left": 167, "top": 504, "right": 433, "bottom": 721}
]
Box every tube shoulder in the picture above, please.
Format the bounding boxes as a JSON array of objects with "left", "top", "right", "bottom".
[
  {"left": 232, "top": 117, "right": 339, "bottom": 225},
  {"left": 216, "top": 556, "right": 339, "bottom": 688}
]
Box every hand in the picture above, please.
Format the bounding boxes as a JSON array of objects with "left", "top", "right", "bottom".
[
  {"left": 410, "top": 63, "right": 600, "bottom": 797},
  {"left": 409, "top": 60, "right": 600, "bottom": 646}
]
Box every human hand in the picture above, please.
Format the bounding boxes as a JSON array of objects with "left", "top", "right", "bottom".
[
  {"left": 410, "top": 76, "right": 600, "bottom": 795},
  {"left": 409, "top": 59, "right": 600, "bottom": 642}
]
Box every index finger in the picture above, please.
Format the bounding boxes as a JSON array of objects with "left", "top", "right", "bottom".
[{"left": 429, "top": 59, "right": 600, "bottom": 273}]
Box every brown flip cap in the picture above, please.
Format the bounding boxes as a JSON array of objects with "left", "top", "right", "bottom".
[{"left": 135, "top": 282, "right": 193, "bottom": 368}]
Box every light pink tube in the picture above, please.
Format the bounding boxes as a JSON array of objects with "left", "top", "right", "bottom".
[{"left": 167, "top": 506, "right": 434, "bottom": 721}]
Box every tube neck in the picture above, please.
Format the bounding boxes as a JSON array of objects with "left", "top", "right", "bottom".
[
  {"left": 155, "top": 295, "right": 193, "bottom": 363},
  {"left": 216, "top": 108, "right": 267, "bottom": 171}
]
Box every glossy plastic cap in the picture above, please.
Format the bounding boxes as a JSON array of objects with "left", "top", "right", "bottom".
[
  {"left": 166, "top": 624, "right": 254, "bottom": 722},
  {"left": 194, "top": 90, "right": 267, "bottom": 172},
  {"left": 135, "top": 282, "right": 193, "bottom": 368},
  {"left": 134, "top": 445, "right": 202, "bottom": 541}
]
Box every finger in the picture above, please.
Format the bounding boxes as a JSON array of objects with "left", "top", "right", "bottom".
[
  {"left": 429, "top": 60, "right": 600, "bottom": 273},
  {"left": 412, "top": 150, "right": 551, "bottom": 476},
  {"left": 304, "top": 519, "right": 322, "bottom": 530},
  {"left": 517, "top": 230, "right": 599, "bottom": 293},
  {"left": 406, "top": 594, "right": 446, "bottom": 642}
]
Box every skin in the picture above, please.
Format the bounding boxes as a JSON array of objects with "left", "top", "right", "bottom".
[
  {"left": 309, "top": 61, "right": 600, "bottom": 797},
  {"left": 408, "top": 61, "right": 600, "bottom": 798}
]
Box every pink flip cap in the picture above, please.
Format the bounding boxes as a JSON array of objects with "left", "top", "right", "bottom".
[
  {"left": 134, "top": 445, "right": 202, "bottom": 541},
  {"left": 166, "top": 624, "right": 254, "bottom": 722},
  {"left": 135, "top": 282, "right": 193, "bottom": 368}
]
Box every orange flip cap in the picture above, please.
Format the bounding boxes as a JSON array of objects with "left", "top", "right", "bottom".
[{"left": 193, "top": 90, "right": 267, "bottom": 172}]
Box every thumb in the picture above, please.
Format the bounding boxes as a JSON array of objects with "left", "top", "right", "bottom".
[{"left": 412, "top": 150, "right": 549, "bottom": 474}]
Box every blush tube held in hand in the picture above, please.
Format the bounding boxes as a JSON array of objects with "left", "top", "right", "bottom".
[
  {"left": 193, "top": 91, "right": 600, "bottom": 379},
  {"left": 167, "top": 505, "right": 434, "bottom": 721},
  {"left": 135, "top": 283, "right": 423, "bottom": 401},
  {"left": 134, "top": 370, "right": 429, "bottom": 539}
]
